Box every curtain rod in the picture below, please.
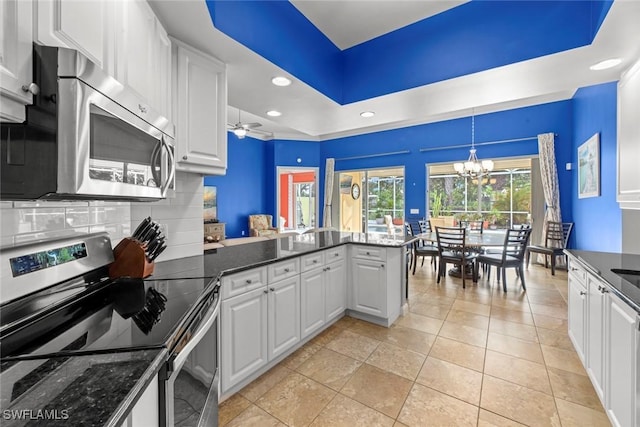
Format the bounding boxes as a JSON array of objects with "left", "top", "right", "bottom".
[
  {"left": 418, "top": 134, "right": 557, "bottom": 153},
  {"left": 335, "top": 150, "right": 411, "bottom": 161}
]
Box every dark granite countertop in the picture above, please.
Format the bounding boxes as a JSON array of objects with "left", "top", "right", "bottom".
[
  {"left": 153, "top": 230, "right": 414, "bottom": 282},
  {"left": 565, "top": 250, "right": 640, "bottom": 313},
  {"left": 0, "top": 348, "right": 164, "bottom": 427}
]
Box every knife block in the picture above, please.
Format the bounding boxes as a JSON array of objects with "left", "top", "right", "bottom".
[{"left": 109, "top": 238, "right": 154, "bottom": 279}]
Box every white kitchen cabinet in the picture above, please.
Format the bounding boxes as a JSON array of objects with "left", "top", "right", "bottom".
[
  {"left": 352, "top": 258, "right": 387, "bottom": 318},
  {"left": 33, "top": 0, "right": 114, "bottom": 75},
  {"left": 605, "top": 291, "right": 638, "bottom": 427},
  {"left": 0, "top": 0, "right": 33, "bottom": 122},
  {"left": 301, "top": 266, "right": 326, "bottom": 339},
  {"left": 566, "top": 253, "right": 639, "bottom": 427},
  {"left": 586, "top": 274, "right": 606, "bottom": 400},
  {"left": 116, "top": 0, "right": 171, "bottom": 119},
  {"left": 268, "top": 275, "right": 301, "bottom": 360},
  {"left": 119, "top": 376, "right": 159, "bottom": 427},
  {"left": 568, "top": 271, "right": 587, "bottom": 363},
  {"left": 617, "top": 58, "right": 640, "bottom": 209},
  {"left": 325, "top": 259, "right": 347, "bottom": 322},
  {"left": 172, "top": 38, "right": 227, "bottom": 175},
  {"left": 221, "top": 287, "right": 268, "bottom": 393}
]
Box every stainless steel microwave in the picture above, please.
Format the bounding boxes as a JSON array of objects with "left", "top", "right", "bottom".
[{"left": 0, "top": 44, "right": 175, "bottom": 201}]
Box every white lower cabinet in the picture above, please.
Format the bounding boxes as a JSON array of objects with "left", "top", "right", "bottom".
[
  {"left": 605, "top": 292, "right": 637, "bottom": 427},
  {"left": 300, "top": 250, "right": 347, "bottom": 339},
  {"left": 119, "top": 376, "right": 159, "bottom": 427},
  {"left": 351, "top": 258, "right": 386, "bottom": 317},
  {"left": 221, "top": 286, "right": 268, "bottom": 392},
  {"left": 567, "top": 254, "right": 638, "bottom": 427},
  {"left": 268, "top": 276, "right": 301, "bottom": 360}
]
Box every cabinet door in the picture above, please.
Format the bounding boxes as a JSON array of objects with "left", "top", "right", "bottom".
[
  {"left": 173, "top": 40, "right": 227, "bottom": 175},
  {"left": 617, "top": 59, "right": 640, "bottom": 207},
  {"left": 567, "top": 276, "right": 587, "bottom": 363},
  {"left": 268, "top": 276, "right": 300, "bottom": 360},
  {"left": 586, "top": 274, "right": 606, "bottom": 400},
  {"left": 221, "top": 288, "right": 268, "bottom": 393},
  {"left": 352, "top": 258, "right": 386, "bottom": 317},
  {"left": 33, "top": 0, "right": 111, "bottom": 73},
  {"left": 0, "top": 0, "right": 33, "bottom": 122},
  {"left": 325, "top": 259, "right": 346, "bottom": 322},
  {"left": 300, "top": 268, "right": 325, "bottom": 339},
  {"left": 605, "top": 292, "right": 637, "bottom": 427}
]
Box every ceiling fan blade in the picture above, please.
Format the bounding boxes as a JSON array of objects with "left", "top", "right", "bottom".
[{"left": 241, "top": 122, "right": 262, "bottom": 129}]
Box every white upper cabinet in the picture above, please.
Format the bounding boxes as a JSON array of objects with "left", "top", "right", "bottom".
[
  {"left": 617, "top": 58, "right": 640, "bottom": 209},
  {"left": 115, "top": 0, "right": 171, "bottom": 119},
  {"left": 172, "top": 38, "right": 227, "bottom": 175},
  {"left": 33, "top": 0, "right": 114, "bottom": 75},
  {"left": 0, "top": 0, "right": 33, "bottom": 122}
]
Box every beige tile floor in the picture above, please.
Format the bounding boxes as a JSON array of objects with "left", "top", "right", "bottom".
[{"left": 219, "top": 263, "right": 612, "bottom": 427}]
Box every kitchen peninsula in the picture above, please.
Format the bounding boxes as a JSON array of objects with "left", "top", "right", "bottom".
[{"left": 201, "top": 230, "right": 412, "bottom": 399}]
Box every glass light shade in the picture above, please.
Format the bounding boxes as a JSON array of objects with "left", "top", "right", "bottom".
[
  {"left": 233, "top": 128, "right": 247, "bottom": 137},
  {"left": 481, "top": 160, "right": 494, "bottom": 171},
  {"left": 454, "top": 162, "right": 464, "bottom": 173}
]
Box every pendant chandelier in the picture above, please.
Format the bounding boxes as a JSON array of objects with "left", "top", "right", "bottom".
[{"left": 453, "top": 112, "right": 494, "bottom": 178}]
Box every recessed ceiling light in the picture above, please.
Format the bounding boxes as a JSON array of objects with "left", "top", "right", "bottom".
[
  {"left": 590, "top": 58, "right": 622, "bottom": 71},
  {"left": 271, "top": 76, "right": 292, "bottom": 87},
  {"left": 360, "top": 111, "right": 375, "bottom": 118},
  {"left": 266, "top": 110, "right": 282, "bottom": 117}
]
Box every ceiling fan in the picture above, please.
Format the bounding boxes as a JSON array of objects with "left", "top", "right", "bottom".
[{"left": 227, "top": 108, "right": 269, "bottom": 139}]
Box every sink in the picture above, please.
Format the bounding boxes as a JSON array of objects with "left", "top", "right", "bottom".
[{"left": 611, "top": 269, "right": 640, "bottom": 287}]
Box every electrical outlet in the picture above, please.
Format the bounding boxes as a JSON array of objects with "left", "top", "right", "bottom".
[
  {"left": 410, "top": 208, "right": 419, "bottom": 214},
  {"left": 241, "top": 230, "right": 245, "bottom": 236}
]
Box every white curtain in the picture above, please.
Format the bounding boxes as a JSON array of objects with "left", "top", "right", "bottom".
[
  {"left": 322, "top": 158, "right": 335, "bottom": 228},
  {"left": 537, "top": 133, "right": 563, "bottom": 255}
]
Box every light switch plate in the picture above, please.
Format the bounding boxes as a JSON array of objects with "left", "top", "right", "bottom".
[{"left": 410, "top": 208, "right": 419, "bottom": 214}]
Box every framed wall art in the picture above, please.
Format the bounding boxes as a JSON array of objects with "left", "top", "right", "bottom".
[{"left": 578, "top": 133, "right": 600, "bottom": 199}]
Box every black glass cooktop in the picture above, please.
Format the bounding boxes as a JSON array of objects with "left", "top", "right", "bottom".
[{"left": 0, "top": 275, "right": 216, "bottom": 361}]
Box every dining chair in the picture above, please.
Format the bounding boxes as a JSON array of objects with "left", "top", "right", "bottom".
[
  {"left": 406, "top": 222, "right": 438, "bottom": 274},
  {"left": 435, "top": 226, "right": 477, "bottom": 288},
  {"left": 525, "top": 221, "right": 573, "bottom": 275},
  {"left": 476, "top": 227, "right": 532, "bottom": 292}
]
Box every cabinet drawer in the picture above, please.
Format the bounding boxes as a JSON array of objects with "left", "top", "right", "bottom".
[
  {"left": 221, "top": 267, "right": 267, "bottom": 300},
  {"left": 268, "top": 258, "right": 300, "bottom": 283},
  {"left": 352, "top": 246, "right": 387, "bottom": 261},
  {"left": 568, "top": 257, "right": 586, "bottom": 283},
  {"left": 325, "top": 246, "right": 346, "bottom": 263},
  {"left": 301, "top": 252, "right": 324, "bottom": 272}
]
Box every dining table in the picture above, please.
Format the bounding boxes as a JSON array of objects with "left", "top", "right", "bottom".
[{"left": 416, "top": 230, "right": 507, "bottom": 279}]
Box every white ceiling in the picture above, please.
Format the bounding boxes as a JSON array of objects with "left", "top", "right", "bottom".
[
  {"left": 289, "top": 0, "right": 468, "bottom": 50},
  {"left": 150, "top": 0, "right": 640, "bottom": 142}
]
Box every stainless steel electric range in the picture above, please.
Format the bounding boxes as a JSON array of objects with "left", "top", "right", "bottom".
[{"left": 0, "top": 232, "right": 219, "bottom": 427}]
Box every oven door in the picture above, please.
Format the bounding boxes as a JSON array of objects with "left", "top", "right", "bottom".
[
  {"left": 164, "top": 296, "right": 219, "bottom": 427},
  {"left": 56, "top": 78, "right": 175, "bottom": 200}
]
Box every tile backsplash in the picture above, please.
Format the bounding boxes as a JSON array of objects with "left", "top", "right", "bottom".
[{"left": 0, "top": 172, "right": 204, "bottom": 262}]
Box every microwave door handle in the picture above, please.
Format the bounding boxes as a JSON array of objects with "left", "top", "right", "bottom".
[
  {"left": 160, "top": 135, "right": 175, "bottom": 197},
  {"left": 150, "top": 140, "right": 162, "bottom": 188}
]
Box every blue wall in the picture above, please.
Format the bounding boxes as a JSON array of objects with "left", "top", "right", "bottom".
[
  {"left": 571, "top": 82, "right": 621, "bottom": 252},
  {"left": 204, "top": 133, "right": 270, "bottom": 238},
  {"left": 207, "top": 86, "right": 622, "bottom": 251}
]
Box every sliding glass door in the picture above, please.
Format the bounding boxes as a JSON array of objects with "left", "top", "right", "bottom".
[
  {"left": 277, "top": 167, "right": 318, "bottom": 232},
  {"left": 335, "top": 167, "right": 404, "bottom": 235}
]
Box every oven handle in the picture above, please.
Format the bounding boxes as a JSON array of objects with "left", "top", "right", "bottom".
[
  {"left": 198, "top": 367, "right": 219, "bottom": 427},
  {"left": 171, "top": 296, "right": 219, "bottom": 372},
  {"left": 160, "top": 134, "right": 175, "bottom": 197}
]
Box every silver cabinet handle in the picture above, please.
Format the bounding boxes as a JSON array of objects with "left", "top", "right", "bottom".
[
  {"left": 602, "top": 288, "right": 609, "bottom": 294},
  {"left": 284, "top": 268, "right": 290, "bottom": 272},
  {"left": 246, "top": 279, "right": 252, "bottom": 284},
  {"left": 182, "top": 155, "right": 188, "bottom": 160},
  {"left": 326, "top": 266, "right": 331, "bottom": 271},
  {"left": 571, "top": 267, "right": 578, "bottom": 271},
  {"left": 380, "top": 264, "right": 385, "bottom": 268},
  {"left": 263, "top": 289, "right": 268, "bottom": 294},
  {"left": 313, "top": 260, "right": 318, "bottom": 264},
  {"left": 366, "top": 251, "right": 371, "bottom": 255},
  {"left": 270, "top": 287, "right": 275, "bottom": 292},
  {"left": 334, "top": 253, "right": 339, "bottom": 257},
  {"left": 21, "top": 83, "right": 39, "bottom": 95},
  {"left": 579, "top": 290, "right": 586, "bottom": 296},
  {"left": 138, "top": 103, "right": 148, "bottom": 113}
]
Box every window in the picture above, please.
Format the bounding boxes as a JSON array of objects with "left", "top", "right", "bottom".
[{"left": 427, "top": 158, "right": 532, "bottom": 229}]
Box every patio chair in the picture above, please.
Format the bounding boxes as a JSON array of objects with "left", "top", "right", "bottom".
[{"left": 525, "top": 221, "right": 573, "bottom": 275}]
